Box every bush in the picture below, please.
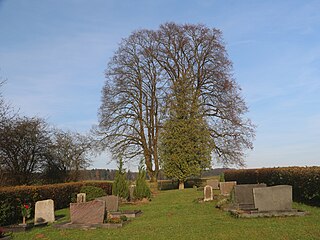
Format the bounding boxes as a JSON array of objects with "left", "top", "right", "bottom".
[
  {"left": 224, "top": 166, "right": 320, "bottom": 206},
  {"left": 133, "top": 166, "right": 151, "bottom": 200},
  {"left": 0, "top": 181, "right": 112, "bottom": 226},
  {"left": 112, "top": 158, "right": 129, "bottom": 199},
  {"left": 80, "top": 186, "right": 105, "bottom": 201}
]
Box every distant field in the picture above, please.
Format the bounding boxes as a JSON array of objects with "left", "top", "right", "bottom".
[{"left": 13, "top": 188, "right": 320, "bottom": 240}]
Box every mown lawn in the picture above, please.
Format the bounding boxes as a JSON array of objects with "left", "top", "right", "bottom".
[{"left": 13, "top": 188, "right": 320, "bottom": 240}]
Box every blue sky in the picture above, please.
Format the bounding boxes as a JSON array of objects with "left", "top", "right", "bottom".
[{"left": 0, "top": 0, "right": 319, "bottom": 170}]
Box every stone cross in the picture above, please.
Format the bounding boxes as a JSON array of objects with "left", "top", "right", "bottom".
[
  {"left": 203, "top": 185, "right": 213, "bottom": 201},
  {"left": 77, "top": 193, "right": 86, "bottom": 203},
  {"left": 34, "top": 199, "right": 55, "bottom": 225}
]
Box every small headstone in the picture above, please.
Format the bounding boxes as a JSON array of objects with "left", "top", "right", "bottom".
[
  {"left": 206, "top": 179, "right": 219, "bottom": 190},
  {"left": 70, "top": 200, "right": 105, "bottom": 224},
  {"left": 34, "top": 199, "right": 55, "bottom": 225},
  {"left": 220, "top": 181, "right": 237, "bottom": 196},
  {"left": 234, "top": 184, "right": 267, "bottom": 210},
  {"left": 77, "top": 193, "right": 86, "bottom": 203},
  {"left": 253, "top": 185, "right": 292, "bottom": 212},
  {"left": 203, "top": 185, "right": 213, "bottom": 201},
  {"left": 129, "top": 185, "right": 136, "bottom": 201},
  {"left": 96, "top": 195, "right": 119, "bottom": 212}
]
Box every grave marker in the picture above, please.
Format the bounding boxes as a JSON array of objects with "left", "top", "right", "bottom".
[
  {"left": 77, "top": 193, "right": 86, "bottom": 203},
  {"left": 253, "top": 185, "right": 292, "bottom": 212},
  {"left": 96, "top": 195, "right": 119, "bottom": 212},
  {"left": 204, "top": 185, "right": 213, "bottom": 201},
  {"left": 70, "top": 200, "right": 105, "bottom": 224},
  {"left": 206, "top": 179, "right": 219, "bottom": 190},
  {"left": 34, "top": 199, "right": 55, "bottom": 225},
  {"left": 220, "top": 181, "right": 236, "bottom": 196}
]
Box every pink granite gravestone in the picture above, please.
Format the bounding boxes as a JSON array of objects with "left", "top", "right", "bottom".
[
  {"left": 219, "top": 181, "right": 237, "bottom": 196},
  {"left": 70, "top": 200, "right": 105, "bottom": 224},
  {"left": 206, "top": 179, "right": 219, "bottom": 190}
]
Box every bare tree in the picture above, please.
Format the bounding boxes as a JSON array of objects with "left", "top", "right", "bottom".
[
  {"left": 44, "top": 130, "right": 92, "bottom": 183},
  {"left": 98, "top": 30, "right": 165, "bottom": 181},
  {"left": 0, "top": 117, "right": 51, "bottom": 185},
  {"left": 98, "top": 23, "right": 255, "bottom": 181}
]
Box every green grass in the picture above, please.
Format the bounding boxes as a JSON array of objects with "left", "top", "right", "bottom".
[{"left": 12, "top": 189, "right": 320, "bottom": 240}]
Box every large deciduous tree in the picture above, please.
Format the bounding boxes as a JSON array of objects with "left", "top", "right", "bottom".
[
  {"left": 98, "top": 30, "right": 164, "bottom": 181},
  {"left": 98, "top": 23, "right": 255, "bottom": 182}
]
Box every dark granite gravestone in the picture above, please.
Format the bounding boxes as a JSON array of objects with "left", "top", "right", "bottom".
[
  {"left": 234, "top": 183, "right": 267, "bottom": 209},
  {"left": 220, "top": 181, "right": 236, "bottom": 196},
  {"left": 96, "top": 195, "right": 119, "bottom": 212},
  {"left": 70, "top": 200, "right": 105, "bottom": 224},
  {"left": 204, "top": 185, "right": 213, "bottom": 201},
  {"left": 253, "top": 185, "right": 292, "bottom": 212},
  {"left": 206, "top": 179, "right": 219, "bottom": 190}
]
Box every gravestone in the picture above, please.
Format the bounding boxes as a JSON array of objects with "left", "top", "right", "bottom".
[
  {"left": 253, "top": 185, "right": 292, "bottom": 212},
  {"left": 129, "top": 185, "right": 136, "bottom": 201},
  {"left": 34, "top": 199, "right": 55, "bottom": 225},
  {"left": 206, "top": 179, "right": 219, "bottom": 190},
  {"left": 96, "top": 195, "right": 119, "bottom": 212},
  {"left": 70, "top": 200, "right": 105, "bottom": 224},
  {"left": 234, "top": 183, "right": 267, "bottom": 210},
  {"left": 219, "top": 181, "right": 237, "bottom": 196},
  {"left": 203, "top": 185, "right": 213, "bottom": 201},
  {"left": 77, "top": 193, "right": 86, "bottom": 203}
]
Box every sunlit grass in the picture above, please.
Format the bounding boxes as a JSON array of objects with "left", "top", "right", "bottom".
[{"left": 13, "top": 188, "right": 320, "bottom": 240}]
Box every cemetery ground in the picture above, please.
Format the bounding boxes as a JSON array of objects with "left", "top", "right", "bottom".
[{"left": 12, "top": 188, "right": 320, "bottom": 240}]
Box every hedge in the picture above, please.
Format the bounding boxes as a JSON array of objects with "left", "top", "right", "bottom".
[
  {"left": 224, "top": 167, "right": 320, "bottom": 206},
  {"left": 0, "top": 181, "right": 112, "bottom": 226}
]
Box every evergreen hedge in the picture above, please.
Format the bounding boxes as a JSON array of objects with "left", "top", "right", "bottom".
[
  {"left": 0, "top": 181, "right": 112, "bottom": 226},
  {"left": 224, "top": 167, "right": 320, "bottom": 206}
]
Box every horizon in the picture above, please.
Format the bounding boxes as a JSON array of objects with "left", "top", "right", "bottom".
[{"left": 0, "top": 0, "right": 319, "bottom": 170}]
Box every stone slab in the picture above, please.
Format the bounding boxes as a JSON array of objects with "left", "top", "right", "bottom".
[
  {"left": 203, "top": 185, "right": 213, "bottom": 201},
  {"left": 34, "top": 199, "right": 55, "bottom": 225},
  {"left": 96, "top": 195, "right": 119, "bottom": 212},
  {"left": 70, "top": 200, "right": 105, "bottom": 224},
  {"left": 77, "top": 193, "right": 86, "bottom": 203},
  {"left": 253, "top": 185, "right": 292, "bottom": 212},
  {"left": 234, "top": 183, "right": 267, "bottom": 206},
  {"left": 220, "top": 181, "right": 237, "bottom": 196},
  {"left": 129, "top": 185, "right": 136, "bottom": 201},
  {"left": 206, "top": 179, "right": 219, "bottom": 190}
]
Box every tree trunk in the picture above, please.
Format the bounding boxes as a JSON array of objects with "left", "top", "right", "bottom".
[{"left": 179, "top": 181, "right": 184, "bottom": 190}]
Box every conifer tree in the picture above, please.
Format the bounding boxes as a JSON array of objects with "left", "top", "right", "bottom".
[
  {"left": 133, "top": 164, "right": 151, "bottom": 200},
  {"left": 112, "top": 157, "right": 129, "bottom": 199},
  {"left": 160, "top": 76, "right": 213, "bottom": 189}
]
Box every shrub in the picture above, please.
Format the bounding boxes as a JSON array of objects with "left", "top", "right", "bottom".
[
  {"left": 80, "top": 186, "right": 105, "bottom": 201},
  {"left": 0, "top": 181, "right": 112, "bottom": 226},
  {"left": 112, "top": 158, "right": 129, "bottom": 199},
  {"left": 133, "top": 166, "right": 151, "bottom": 200},
  {"left": 224, "top": 166, "right": 320, "bottom": 206}
]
